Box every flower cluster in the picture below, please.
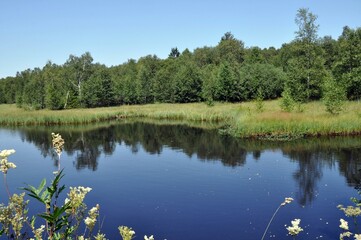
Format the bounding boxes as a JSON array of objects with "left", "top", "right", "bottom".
[
  {"left": 51, "top": 132, "right": 64, "bottom": 157},
  {"left": 32, "top": 225, "right": 45, "bottom": 239},
  {"left": 0, "top": 149, "right": 16, "bottom": 174},
  {"left": 119, "top": 226, "right": 136, "bottom": 240},
  {"left": 338, "top": 205, "right": 361, "bottom": 218},
  {"left": 144, "top": 235, "right": 155, "bottom": 240},
  {"left": 84, "top": 204, "right": 100, "bottom": 231},
  {"left": 286, "top": 219, "right": 303, "bottom": 236},
  {"left": 65, "top": 186, "right": 92, "bottom": 213},
  {"left": 339, "top": 218, "right": 361, "bottom": 240},
  {"left": 0, "top": 193, "right": 29, "bottom": 238}
]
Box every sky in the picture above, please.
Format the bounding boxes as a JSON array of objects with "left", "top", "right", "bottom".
[{"left": 0, "top": 0, "right": 360, "bottom": 78}]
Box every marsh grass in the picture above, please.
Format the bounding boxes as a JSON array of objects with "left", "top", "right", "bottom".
[{"left": 1, "top": 100, "right": 361, "bottom": 139}]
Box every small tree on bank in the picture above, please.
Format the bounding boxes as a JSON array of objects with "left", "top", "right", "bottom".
[
  {"left": 280, "top": 87, "right": 295, "bottom": 112},
  {"left": 322, "top": 76, "right": 346, "bottom": 114}
]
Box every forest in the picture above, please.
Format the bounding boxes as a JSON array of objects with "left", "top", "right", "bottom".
[{"left": 0, "top": 8, "right": 360, "bottom": 110}]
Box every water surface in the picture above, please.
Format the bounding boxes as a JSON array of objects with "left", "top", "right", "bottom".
[{"left": 0, "top": 122, "right": 360, "bottom": 239}]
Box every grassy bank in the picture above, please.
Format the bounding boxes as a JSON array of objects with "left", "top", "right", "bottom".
[{"left": 0, "top": 100, "right": 361, "bottom": 139}]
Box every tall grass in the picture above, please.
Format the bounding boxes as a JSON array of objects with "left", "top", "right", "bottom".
[{"left": 1, "top": 100, "right": 361, "bottom": 139}]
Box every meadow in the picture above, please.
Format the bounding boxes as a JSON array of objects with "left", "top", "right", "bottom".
[{"left": 0, "top": 100, "right": 361, "bottom": 139}]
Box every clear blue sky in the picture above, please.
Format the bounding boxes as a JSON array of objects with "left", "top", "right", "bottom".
[{"left": 1, "top": 0, "right": 360, "bottom": 78}]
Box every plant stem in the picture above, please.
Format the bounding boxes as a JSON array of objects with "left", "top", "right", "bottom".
[
  {"left": 261, "top": 204, "right": 282, "bottom": 240},
  {"left": 3, "top": 174, "right": 11, "bottom": 198}
]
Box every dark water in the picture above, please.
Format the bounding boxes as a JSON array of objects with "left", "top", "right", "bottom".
[{"left": 1, "top": 121, "right": 361, "bottom": 239}]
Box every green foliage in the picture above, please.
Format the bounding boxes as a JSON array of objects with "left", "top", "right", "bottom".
[
  {"left": 281, "top": 8, "right": 328, "bottom": 101},
  {"left": 168, "top": 47, "right": 180, "bottom": 58},
  {"left": 320, "top": 36, "right": 339, "bottom": 70},
  {"left": 322, "top": 76, "right": 346, "bottom": 114},
  {"left": 153, "top": 59, "right": 178, "bottom": 103},
  {"left": 280, "top": 87, "right": 295, "bottom": 112},
  {"left": 244, "top": 47, "right": 266, "bottom": 64},
  {"left": 83, "top": 67, "right": 115, "bottom": 107},
  {"left": 0, "top": 11, "right": 359, "bottom": 109},
  {"left": 255, "top": 88, "right": 265, "bottom": 112},
  {"left": 200, "top": 65, "right": 218, "bottom": 104},
  {"left": 22, "top": 71, "right": 46, "bottom": 110},
  {"left": 215, "top": 62, "right": 241, "bottom": 102},
  {"left": 238, "top": 63, "right": 287, "bottom": 100},
  {"left": 333, "top": 26, "right": 361, "bottom": 100},
  {"left": 172, "top": 62, "right": 202, "bottom": 103},
  {"left": 23, "top": 171, "right": 72, "bottom": 238},
  {"left": 193, "top": 46, "right": 219, "bottom": 67},
  {"left": 135, "top": 55, "right": 160, "bottom": 104},
  {"left": 217, "top": 32, "right": 245, "bottom": 64},
  {"left": 63, "top": 52, "right": 94, "bottom": 107},
  {"left": 295, "top": 8, "right": 319, "bottom": 43}
]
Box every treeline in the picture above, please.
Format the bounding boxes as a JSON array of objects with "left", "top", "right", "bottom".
[{"left": 0, "top": 8, "right": 360, "bottom": 110}]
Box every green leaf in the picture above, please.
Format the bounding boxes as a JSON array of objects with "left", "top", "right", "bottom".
[
  {"left": 38, "top": 213, "right": 55, "bottom": 223},
  {"left": 38, "top": 178, "right": 47, "bottom": 192}
]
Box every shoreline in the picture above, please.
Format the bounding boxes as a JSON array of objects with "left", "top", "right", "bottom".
[{"left": 1, "top": 100, "right": 361, "bottom": 139}]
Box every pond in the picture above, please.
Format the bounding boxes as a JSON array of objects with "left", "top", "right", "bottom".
[{"left": 0, "top": 121, "right": 361, "bottom": 239}]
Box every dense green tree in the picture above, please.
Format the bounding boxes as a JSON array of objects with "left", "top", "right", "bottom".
[
  {"left": 280, "top": 87, "right": 295, "bottom": 112},
  {"left": 111, "top": 59, "right": 138, "bottom": 105},
  {"left": 153, "top": 59, "right": 178, "bottom": 102},
  {"left": 21, "top": 69, "right": 45, "bottom": 109},
  {"left": 200, "top": 64, "right": 218, "bottom": 104},
  {"left": 284, "top": 8, "right": 328, "bottom": 101},
  {"left": 193, "top": 46, "right": 219, "bottom": 67},
  {"left": 135, "top": 55, "right": 160, "bottom": 104},
  {"left": 82, "top": 65, "right": 114, "bottom": 107},
  {"left": 333, "top": 26, "right": 361, "bottom": 100},
  {"left": 168, "top": 47, "right": 180, "bottom": 58},
  {"left": 42, "top": 61, "right": 68, "bottom": 110},
  {"left": 238, "top": 63, "right": 287, "bottom": 100},
  {"left": 63, "top": 52, "right": 94, "bottom": 107},
  {"left": 0, "top": 77, "right": 17, "bottom": 104},
  {"left": 122, "top": 59, "right": 138, "bottom": 104},
  {"left": 262, "top": 47, "right": 280, "bottom": 65},
  {"left": 216, "top": 32, "right": 245, "bottom": 64},
  {"left": 14, "top": 69, "right": 33, "bottom": 107},
  {"left": 172, "top": 62, "right": 202, "bottom": 103},
  {"left": 99, "top": 68, "right": 115, "bottom": 106},
  {"left": 215, "top": 62, "right": 241, "bottom": 102},
  {"left": 244, "top": 47, "right": 266, "bottom": 64},
  {"left": 320, "top": 36, "right": 339, "bottom": 70},
  {"left": 322, "top": 75, "right": 346, "bottom": 114}
]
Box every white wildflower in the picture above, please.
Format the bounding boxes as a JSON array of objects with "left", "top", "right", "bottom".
[
  {"left": 0, "top": 149, "right": 15, "bottom": 158},
  {"left": 281, "top": 197, "right": 294, "bottom": 206},
  {"left": 355, "top": 234, "right": 361, "bottom": 240},
  {"left": 340, "top": 218, "right": 349, "bottom": 230},
  {"left": 286, "top": 219, "right": 303, "bottom": 236},
  {"left": 84, "top": 217, "right": 96, "bottom": 229}
]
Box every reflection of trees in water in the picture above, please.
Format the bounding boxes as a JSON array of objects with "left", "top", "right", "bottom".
[
  {"left": 337, "top": 148, "right": 361, "bottom": 191},
  {"left": 12, "top": 124, "right": 361, "bottom": 206},
  {"left": 110, "top": 122, "right": 248, "bottom": 167},
  {"left": 15, "top": 122, "right": 248, "bottom": 171},
  {"left": 285, "top": 151, "right": 327, "bottom": 205}
]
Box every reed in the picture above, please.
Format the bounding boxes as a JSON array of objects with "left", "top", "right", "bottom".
[{"left": 1, "top": 100, "right": 361, "bottom": 139}]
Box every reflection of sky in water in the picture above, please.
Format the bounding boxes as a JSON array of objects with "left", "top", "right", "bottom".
[{"left": 0, "top": 125, "right": 360, "bottom": 239}]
